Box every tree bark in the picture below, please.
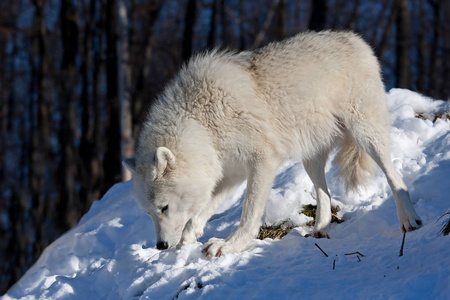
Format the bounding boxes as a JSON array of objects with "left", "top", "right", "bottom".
[
  {"left": 117, "top": 0, "right": 133, "bottom": 181},
  {"left": 221, "top": 0, "right": 233, "bottom": 46},
  {"left": 277, "top": 0, "right": 287, "bottom": 39},
  {"left": 79, "top": 0, "right": 97, "bottom": 212},
  {"left": 103, "top": 0, "right": 123, "bottom": 193},
  {"left": 57, "top": 0, "right": 79, "bottom": 229},
  {"left": 416, "top": 0, "right": 428, "bottom": 93},
  {"left": 443, "top": 2, "right": 450, "bottom": 100},
  {"left": 429, "top": 0, "right": 443, "bottom": 98},
  {"left": 348, "top": 0, "right": 359, "bottom": 30},
  {"left": 239, "top": 0, "right": 246, "bottom": 50},
  {"left": 131, "top": 1, "right": 164, "bottom": 136},
  {"left": 396, "top": 0, "right": 411, "bottom": 89},
  {"left": 253, "top": 0, "right": 280, "bottom": 48},
  {"left": 207, "top": 1, "right": 218, "bottom": 49},
  {"left": 376, "top": 1, "right": 399, "bottom": 63},
  {"left": 183, "top": 0, "right": 197, "bottom": 62},
  {"left": 31, "top": 0, "right": 51, "bottom": 262},
  {"left": 309, "top": 0, "right": 327, "bottom": 31}
]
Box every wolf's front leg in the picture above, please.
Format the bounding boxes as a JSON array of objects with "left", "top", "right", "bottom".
[
  {"left": 180, "top": 200, "right": 223, "bottom": 246},
  {"left": 179, "top": 167, "right": 247, "bottom": 247},
  {"left": 203, "top": 160, "right": 278, "bottom": 257},
  {"left": 303, "top": 150, "right": 332, "bottom": 239},
  {"left": 180, "top": 202, "right": 229, "bottom": 246}
]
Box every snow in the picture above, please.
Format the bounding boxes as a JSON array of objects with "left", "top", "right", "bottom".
[{"left": 3, "top": 89, "right": 450, "bottom": 300}]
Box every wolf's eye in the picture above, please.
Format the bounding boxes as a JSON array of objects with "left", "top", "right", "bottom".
[{"left": 161, "top": 205, "right": 169, "bottom": 213}]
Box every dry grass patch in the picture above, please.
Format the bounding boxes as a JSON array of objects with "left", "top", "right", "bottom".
[
  {"left": 302, "top": 204, "right": 343, "bottom": 227},
  {"left": 438, "top": 211, "right": 450, "bottom": 236},
  {"left": 257, "top": 204, "right": 344, "bottom": 240},
  {"left": 415, "top": 112, "right": 450, "bottom": 122},
  {"left": 257, "top": 222, "right": 297, "bottom": 240}
]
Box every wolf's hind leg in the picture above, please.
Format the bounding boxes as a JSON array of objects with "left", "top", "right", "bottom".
[
  {"left": 363, "top": 140, "right": 422, "bottom": 232},
  {"left": 349, "top": 113, "right": 422, "bottom": 232},
  {"left": 303, "top": 149, "right": 332, "bottom": 238}
]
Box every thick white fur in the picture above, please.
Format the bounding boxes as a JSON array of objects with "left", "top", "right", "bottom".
[{"left": 124, "top": 31, "right": 422, "bottom": 257}]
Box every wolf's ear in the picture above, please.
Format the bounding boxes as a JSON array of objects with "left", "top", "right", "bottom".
[
  {"left": 123, "top": 157, "right": 137, "bottom": 173},
  {"left": 155, "top": 147, "right": 175, "bottom": 177}
]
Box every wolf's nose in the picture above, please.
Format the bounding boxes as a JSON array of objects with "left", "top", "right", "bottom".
[{"left": 156, "top": 241, "right": 168, "bottom": 250}]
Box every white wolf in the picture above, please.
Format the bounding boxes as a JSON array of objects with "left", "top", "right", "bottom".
[{"left": 124, "top": 31, "right": 422, "bottom": 257}]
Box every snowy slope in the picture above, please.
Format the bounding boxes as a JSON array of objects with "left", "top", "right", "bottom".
[{"left": 3, "top": 89, "right": 450, "bottom": 300}]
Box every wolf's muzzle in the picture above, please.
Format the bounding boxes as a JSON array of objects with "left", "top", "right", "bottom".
[{"left": 156, "top": 241, "right": 169, "bottom": 250}]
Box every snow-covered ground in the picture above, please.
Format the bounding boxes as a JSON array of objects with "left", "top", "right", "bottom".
[{"left": 3, "top": 89, "right": 450, "bottom": 300}]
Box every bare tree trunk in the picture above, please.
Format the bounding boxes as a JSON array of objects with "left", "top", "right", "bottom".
[
  {"left": 79, "top": 0, "right": 97, "bottom": 212},
  {"left": 348, "top": 0, "right": 359, "bottom": 30},
  {"left": 130, "top": 1, "right": 164, "bottom": 136},
  {"left": 220, "top": 0, "right": 234, "bottom": 46},
  {"left": 117, "top": 0, "right": 133, "bottom": 181},
  {"left": 443, "top": 2, "right": 450, "bottom": 100},
  {"left": 376, "top": 1, "right": 399, "bottom": 63},
  {"left": 416, "top": 0, "right": 428, "bottom": 93},
  {"left": 0, "top": 20, "right": 18, "bottom": 294},
  {"left": 0, "top": 33, "right": 7, "bottom": 176},
  {"left": 239, "top": 0, "right": 246, "bottom": 50},
  {"left": 330, "top": 0, "right": 343, "bottom": 28},
  {"left": 103, "top": 0, "right": 123, "bottom": 193},
  {"left": 58, "top": 0, "right": 79, "bottom": 229},
  {"left": 92, "top": 4, "right": 107, "bottom": 200},
  {"left": 183, "top": 0, "right": 197, "bottom": 62},
  {"left": 207, "top": 1, "right": 218, "bottom": 49},
  {"left": 369, "top": 0, "right": 390, "bottom": 46},
  {"left": 429, "top": 0, "right": 443, "bottom": 98},
  {"left": 31, "top": 0, "right": 51, "bottom": 261},
  {"left": 253, "top": 0, "right": 280, "bottom": 48},
  {"left": 309, "top": 0, "right": 327, "bottom": 30},
  {"left": 277, "top": 0, "right": 287, "bottom": 39},
  {"left": 396, "top": 0, "right": 411, "bottom": 88},
  {"left": 6, "top": 180, "right": 28, "bottom": 294}
]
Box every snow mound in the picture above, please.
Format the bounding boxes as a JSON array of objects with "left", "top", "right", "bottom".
[{"left": 4, "top": 89, "right": 450, "bottom": 299}]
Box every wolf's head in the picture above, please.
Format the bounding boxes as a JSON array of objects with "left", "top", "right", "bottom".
[{"left": 124, "top": 140, "right": 220, "bottom": 249}]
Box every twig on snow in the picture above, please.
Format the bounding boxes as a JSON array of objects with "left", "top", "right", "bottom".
[
  {"left": 315, "top": 243, "right": 329, "bottom": 257},
  {"left": 399, "top": 232, "right": 406, "bottom": 257},
  {"left": 344, "top": 251, "right": 365, "bottom": 257}
]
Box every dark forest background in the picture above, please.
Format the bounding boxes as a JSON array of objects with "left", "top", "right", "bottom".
[{"left": 0, "top": 0, "right": 449, "bottom": 294}]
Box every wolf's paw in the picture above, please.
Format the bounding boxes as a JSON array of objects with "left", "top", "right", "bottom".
[
  {"left": 202, "top": 238, "right": 227, "bottom": 258},
  {"left": 399, "top": 215, "right": 423, "bottom": 232},
  {"left": 398, "top": 206, "right": 422, "bottom": 232},
  {"left": 396, "top": 191, "right": 423, "bottom": 232},
  {"left": 305, "top": 230, "right": 330, "bottom": 239},
  {"left": 202, "top": 237, "right": 249, "bottom": 258},
  {"left": 179, "top": 229, "right": 201, "bottom": 246},
  {"left": 180, "top": 220, "right": 204, "bottom": 246},
  {"left": 177, "top": 233, "right": 201, "bottom": 250},
  {"left": 176, "top": 237, "right": 194, "bottom": 250}
]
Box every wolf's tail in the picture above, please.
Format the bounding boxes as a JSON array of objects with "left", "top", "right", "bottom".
[{"left": 333, "top": 135, "right": 377, "bottom": 193}]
